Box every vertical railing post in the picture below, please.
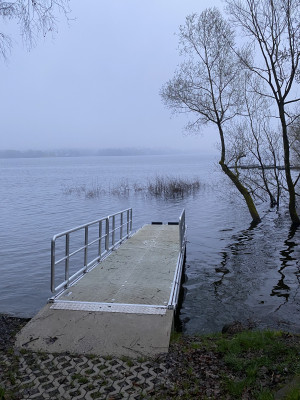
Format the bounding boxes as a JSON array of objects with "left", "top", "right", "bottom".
[
  {"left": 120, "top": 212, "right": 123, "bottom": 241},
  {"left": 84, "top": 226, "right": 88, "bottom": 270},
  {"left": 112, "top": 215, "right": 115, "bottom": 247},
  {"left": 98, "top": 220, "right": 102, "bottom": 259},
  {"left": 65, "top": 233, "right": 70, "bottom": 288},
  {"left": 51, "top": 239, "right": 56, "bottom": 292},
  {"left": 130, "top": 208, "right": 132, "bottom": 232},
  {"left": 179, "top": 209, "right": 185, "bottom": 252},
  {"left": 126, "top": 209, "right": 129, "bottom": 237},
  {"left": 179, "top": 213, "right": 182, "bottom": 251},
  {"left": 105, "top": 217, "right": 109, "bottom": 251}
]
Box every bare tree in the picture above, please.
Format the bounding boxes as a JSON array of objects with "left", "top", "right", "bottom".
[
  {"left": 161, "top": 8, "right": 261, "bottom": 224},
  {"left": 290, "top": 117, "right": 300, "bottom": 166},
  {"left": 226, "top": 76, "right": 284, "bottom": 208},
  {"left": 226, "top": 0, "right": 300, "bottom": 225},
  {"left": 0, "top": 0, "right": 71, "bottom": 59},
  {"left": 289, "top": 116, "right": 300, "bottom": 193}
]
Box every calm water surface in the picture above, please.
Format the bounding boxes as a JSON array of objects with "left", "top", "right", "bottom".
[{"left": 0, "top": 154, "right": 299, "bottom": 334}]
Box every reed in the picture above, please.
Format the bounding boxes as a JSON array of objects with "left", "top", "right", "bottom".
[
  {"left": 147, "top": 176, "right": 201, "bottom": 198},
  {"left": 62, "top": 176, "right": 202, "bottom": 199}
]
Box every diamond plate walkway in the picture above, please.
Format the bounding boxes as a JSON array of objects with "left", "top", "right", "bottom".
[{"left": 15, "top": 224, "right": 185, "bottom": 358}]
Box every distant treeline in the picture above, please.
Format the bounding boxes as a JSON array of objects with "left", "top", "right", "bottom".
[{"left": 0, "top": 148, "right": 178, "bottom": 159}]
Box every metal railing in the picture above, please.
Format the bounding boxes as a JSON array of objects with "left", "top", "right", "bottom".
[
  {"left": 168, "top": 209, "right": 187, "bottom": 309},
  {"left": 179, "top": 209, "right": 186, "bottom": 252},
  {"left": 51, "top": 208, "right": 132, "bottom": 294}
]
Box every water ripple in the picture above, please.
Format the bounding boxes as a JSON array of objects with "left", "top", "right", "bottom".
[{"left": 1, "top": 155, "right": 299, "bottom": 334}]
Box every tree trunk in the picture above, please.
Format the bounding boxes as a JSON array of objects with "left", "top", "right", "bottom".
[
  {"left": 279, "top": 105, "right": 300, "bottom": 226},
  {"left": 218, "top": 124, "right": 261, "bottom": 225},
  {"left": 219, "top": 161, "right": 261, "bottom": 224}
]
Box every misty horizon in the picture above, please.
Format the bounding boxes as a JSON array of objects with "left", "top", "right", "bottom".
[{"left": 0, "top": 146, "right": 218, "bottom": 159}]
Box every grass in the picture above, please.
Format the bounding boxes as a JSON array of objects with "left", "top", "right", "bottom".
[
  {"left": 170, "top": 330, "right": 183, "bottom": 343},
  {"left": 62, "top": 176, "right": 202, "bottom": 199},
  {"left": 218, "top": 330, "right": 300, "bottom": 397},
  {"left": 0, "top": 386, "right": 5, "bottom": 400},
  {"left": 120, "top": 355, "right": 134, "bottom": 367},
  {"left": 285, "top": 387, "right": 300, "bottom": 400},
  {"left": 71, "top": 374, "right": 89, "bottom": 384},
  {"left": 217, "top": 330, "right": 298, "bottom": 378},
  {"left": 156, "top": 329, "right": 300, "bottom": 400}
]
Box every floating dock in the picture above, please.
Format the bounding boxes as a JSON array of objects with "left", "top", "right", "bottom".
[{"left": 15, "top": 209, "right": 186, "bottom": 358}]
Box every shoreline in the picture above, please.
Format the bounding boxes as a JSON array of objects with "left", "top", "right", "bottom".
[{"left": 1, "top": 314, "right": 300, "bottom": 399}]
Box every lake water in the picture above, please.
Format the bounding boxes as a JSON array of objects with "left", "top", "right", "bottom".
[{"left": 0, "top": 154, "right": 299, "bottom": 334}]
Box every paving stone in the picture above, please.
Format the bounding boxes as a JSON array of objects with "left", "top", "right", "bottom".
[{"left": 0, "top": 350, "right": 171, "bottom": 399}]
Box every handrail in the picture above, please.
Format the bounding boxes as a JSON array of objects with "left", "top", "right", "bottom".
[
  {"left": 168, "top": 208, "right": 187, "bottom": 309},
  {"left": 179, "top": 209, "right": 186, "bottom": 252},
  {"left": 51, "top": 208, "right": 132, "bottom": 293}
]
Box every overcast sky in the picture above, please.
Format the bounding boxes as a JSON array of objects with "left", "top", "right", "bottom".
[{"left": 0, "top": 0, "right": 224, "bottom": 153}]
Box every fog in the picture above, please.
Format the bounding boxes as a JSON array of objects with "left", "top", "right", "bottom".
[{"left": 0, "top": 0, "right": 223, "bottom": 154}]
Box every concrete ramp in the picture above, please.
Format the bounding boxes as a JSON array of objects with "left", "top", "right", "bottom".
[{"left": 15, "top": 304, "right": 174, "bottom": 357}]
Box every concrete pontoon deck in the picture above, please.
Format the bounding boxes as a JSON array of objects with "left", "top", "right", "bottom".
[{"left": 15, "top": 209, "right": 186, "bottom": 358}]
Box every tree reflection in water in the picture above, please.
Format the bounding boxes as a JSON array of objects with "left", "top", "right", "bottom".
[
  {"left": 207, "top": 214, "right": 300, "bottom": 333},
  {"left": 271, "top": 224, "right": 299, "bottom": 307}
]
